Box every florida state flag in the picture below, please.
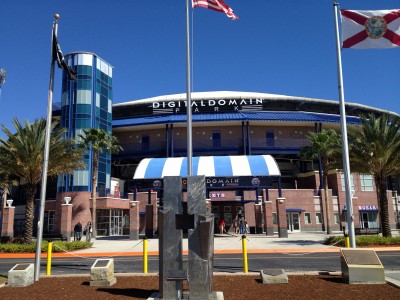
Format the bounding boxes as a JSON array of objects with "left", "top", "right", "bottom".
[
  {"left": 341, "top": 9, "right": 400, "bottom": 49},
  {"left": 192, "top": 0, "right": 238, "bottom": 20}
]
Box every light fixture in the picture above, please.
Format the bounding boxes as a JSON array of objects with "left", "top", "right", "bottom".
[
  {"left": 130, "top": 201, "right": 137, "bottom": 207},
  {"left": 278, "top": 198, "right": 285, "bottom": 204},
  {"left": 64, "top": 197, "right": 71, "bottom": 205},
  {"left": 6, "top": 199, "right": 13, "bottom": 207}
]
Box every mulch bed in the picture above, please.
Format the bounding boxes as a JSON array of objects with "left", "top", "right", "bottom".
[{"left": 0, "top": 274, "right": 399, "bottom": 299}]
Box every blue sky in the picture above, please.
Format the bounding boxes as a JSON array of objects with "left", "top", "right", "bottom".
[{"left": 1, "top": 1, "right": 400, "bottom": 136}]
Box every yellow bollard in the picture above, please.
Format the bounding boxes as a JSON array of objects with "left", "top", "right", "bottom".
[
  {"left": 241, "top": 235, "right": 248, "bottom": 273},
  {"left": 46, "top": 240, "right": 53, "bottom": 276},
  {"left": 143, "top": 237, "right": 148, "bottom": 273},
  {"left": 344, "top": 234, "right": 350, "bottom": 248}
]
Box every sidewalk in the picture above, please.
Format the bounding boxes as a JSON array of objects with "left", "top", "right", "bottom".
[
  {"left": 1, "top": 232, "right": 400, "bottom": 259},
  {"left": 73, "top": 231, "right": 341, "bottom": 256}
]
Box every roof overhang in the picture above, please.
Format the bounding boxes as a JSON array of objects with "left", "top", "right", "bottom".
[{"left": 133, "top": 155, "right": 281, "bottom": 179}]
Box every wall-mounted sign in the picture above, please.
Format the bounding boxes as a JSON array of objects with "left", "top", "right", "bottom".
[
  {"left": 209, "top": 193, "right": 225, "bottom": 198},
  {"left": 342, "top": 205, "right": 378, "bottom": 211}
]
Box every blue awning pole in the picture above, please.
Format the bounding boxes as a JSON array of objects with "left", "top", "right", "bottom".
[
  {"left": 255, "top": 187, "right": 259, "bottom": 204},
  {"left": 278, "top": 177, "right": 282, "bottom": 198},
  {"left": 242, "top": 121, "right": 246, "bottom": 155},
  {"left": 246, "top": 121, "right": 251, "bottom": 155},
  {"left": 165, "top": 124, "right": 169, "bottom": 157}
]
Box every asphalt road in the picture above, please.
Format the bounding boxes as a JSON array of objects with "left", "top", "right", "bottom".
[{"left": 0, "top": 251, "right": 399, "bottom": 276}]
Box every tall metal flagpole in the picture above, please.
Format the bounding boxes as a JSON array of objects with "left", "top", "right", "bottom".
[
  {"left": 34, "top": 14, "right": 59, "bottom": 281},
  {"left": 186, "top": 0, "right": 193, "bottom": 176},
  {"left": 333, "top": 2, "right": 356, "bottom": 248}
]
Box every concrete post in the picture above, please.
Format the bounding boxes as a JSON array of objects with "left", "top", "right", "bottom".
[
  {"left": 254, "top": 203, "right": 263, "bottom": 234},
  {"left": 1, "top": 206, "right": 15, "bottom": 238},
  {"left": 129, "top": 201, "right": 140, "bottom": 240},
  {"left": 60, "top": 204, "right": 72, "bottom": 241},
  {"left": 263, "top": 201, "right": 274, "bottom": 236},
  {"left": 276, "top": 198, "right": 288, "bottom": 238},
  {"left": 145, "top": 204, "right": 154, "bottom": 238}
]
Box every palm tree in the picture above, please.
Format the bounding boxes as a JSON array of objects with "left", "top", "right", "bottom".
[
  {"left": 300, "top": 129, "right": 342, "bottom": 234},
  {"left": 79, "top": 128, "right": 122, "bottom": 238},
  {"left": 348, "top": 113, "right": 400, "bottom": 237},
  {"left": 0, "top": 118, "right": 85, "bottom": 244}
]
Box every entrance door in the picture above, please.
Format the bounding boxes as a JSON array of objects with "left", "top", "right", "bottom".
[
  {"left": 110, "top": 209, "right": 123, "bottom": 235},
  {"left": 286, "top": 213, "right": 301, "bottom": 232},
  {"left": 361, "top": 212, "right": 369, "bottom": 229}
]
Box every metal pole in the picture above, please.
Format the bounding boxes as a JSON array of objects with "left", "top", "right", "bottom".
[
  {"left": 185, "top": 0, "right": 193, "bottom": 176},
  {"left": 333, "top": 2, "right": 356, "bottom": 248},
  {"left": 34, "top": 15, "right": 59, "bottom": 281}
]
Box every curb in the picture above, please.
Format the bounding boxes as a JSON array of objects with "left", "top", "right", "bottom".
[{"left": 1, "top": 246, "right": 399, "bottom": 259}]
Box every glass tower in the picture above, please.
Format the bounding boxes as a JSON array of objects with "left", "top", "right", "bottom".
[{"left": 57, "top": 52, "right": 113, "bottom": 196}]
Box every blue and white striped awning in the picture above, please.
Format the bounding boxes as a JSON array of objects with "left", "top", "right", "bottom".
[{"left": 133, "top": 155, "right": 281, "bottom": 179}]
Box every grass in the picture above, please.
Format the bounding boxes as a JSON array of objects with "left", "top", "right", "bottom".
[
  {"left": 0, "top": 240, "right": 92, "bottom": 253},
  {"left": 324, "top": 235, "right": 400, "bottom": 247}
]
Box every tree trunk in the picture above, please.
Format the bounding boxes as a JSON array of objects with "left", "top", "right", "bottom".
[
  {"left": 323, "top": 173, "right": 331, "bottom": 234},
  {"left": 91, "top": 151, "right": 99, "bottom": 238},
  {"left": 376, "top": 177, "right": 391, "bottom": 237},
  {"left": 22, "top": 185, "right": 37, "bottom": 244}
]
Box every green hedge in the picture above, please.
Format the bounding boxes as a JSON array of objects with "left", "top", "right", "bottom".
[
  {"left": 324, "top": 235, "right": 400, "bottom": 247},
  {"left": 0, "top": 240, "right": 92, "bottom": 253}
]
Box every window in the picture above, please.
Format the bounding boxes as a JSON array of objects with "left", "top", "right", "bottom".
[
  {"left": 334, "top": 213, "right": 340, "bottom": 224},
  {"left": 316, "top": 212, "right": 323, "bottom": 224},
  {"left": 212, "top": 131, "right": 221, "bottom": 148},
  {"left": 360, "top": 174, "right": 374, "bottom": 191},
  {"left": 44, "top": 211, "right": 55, "bottom": 234},
  {"left": 224, "top": 206, "right": 231, "bottom": 213},
  {"left": 304, "top": 212, "right": 312, "bottom": 224},
  {"left": 266, "top": 130, "right": 275, "bottom": 147},
  {"left": 272, "top": 212, "right": 277, "bottom": 225},
  {"left": 142, "top": 135, "right": 149, "bottom": 151},
  {"left": 211, "top": 206, "right": 219, "bottom": 213},
  {"left": 340, "top": 173, "right": 355, "bottom": 192}
]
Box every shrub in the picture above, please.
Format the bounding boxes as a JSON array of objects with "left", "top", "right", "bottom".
[
  {"left": 324, "top": 235, "right": 400, "bottom": 246},
  {"left": 0, "top": 240, "right": 92, "bottom": 253}
]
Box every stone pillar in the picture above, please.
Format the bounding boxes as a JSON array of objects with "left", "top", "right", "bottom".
[
  {"left": 187, "top": 175, "right": 214, "bottom": 300},
  {"left": 145, "top": 204, "right": 154, "bottom": 238},
  {"left": 276, "top": 198, "right": 288, "bottom": 238},
  {"left": 60, "top": 204, "right": 73, "bottom": 241},
  {"left": 263, "top": 201, "right": 274, "bottom": 236},
  {"left": 159, "top": 176, "right": 183, "bottom": 299},
  {"left": 1, "top": 207, "right": 15, "bottom": 238},
  {"left": 254, "top": 203, "right": 263, "bottom": 234},
  {"left": 129, "top": 201, "right": 140, "bottom": 240}
]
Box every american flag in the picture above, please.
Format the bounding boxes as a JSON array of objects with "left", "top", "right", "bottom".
[{"left": 192, "top": 0, "right": 238, "bottom": 20}]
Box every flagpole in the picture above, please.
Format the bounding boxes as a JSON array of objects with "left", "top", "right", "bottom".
[
  {"left": 333, "top": 1, "right": 356, "bottom": 248},
  {"left": 34, "top": 14, "right": 59, "bottom": 281},
  {"left": 186, "top": 0, "right": 193, "bottom": 176}
]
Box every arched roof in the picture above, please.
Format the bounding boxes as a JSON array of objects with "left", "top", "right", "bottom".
[{"left": 112, "top": 91, "right": 398, "bottom": 123}]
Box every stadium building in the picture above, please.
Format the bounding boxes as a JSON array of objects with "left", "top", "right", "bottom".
[{"left": 3, "top": 53, "right": 400, "bottom": 239}]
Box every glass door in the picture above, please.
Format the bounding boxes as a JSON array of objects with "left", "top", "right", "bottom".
[
  {"left": 110, "top": 209, "right": 123, "bottom": 235},
  {"left": 361, "top": 212, "right": 369, "bottom": 229},
  {"left": 286, "top": 213, "right": 301, "bottom": 232}
]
